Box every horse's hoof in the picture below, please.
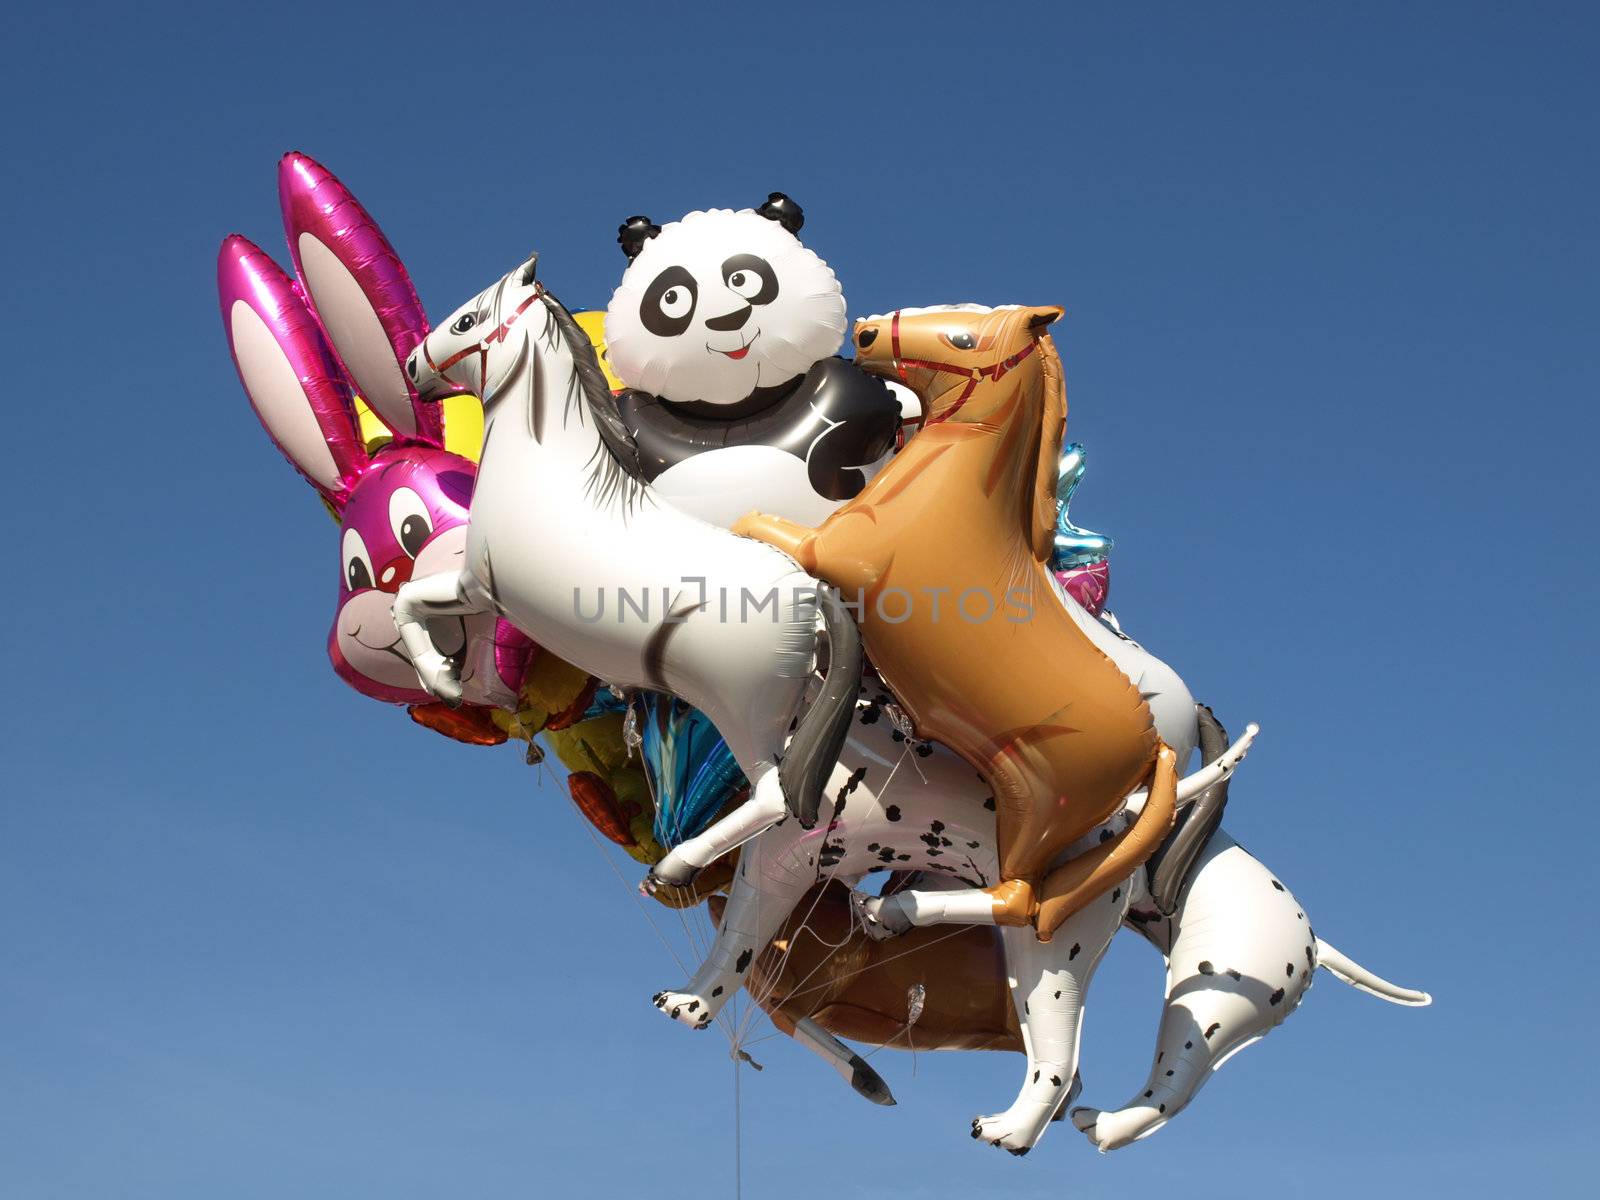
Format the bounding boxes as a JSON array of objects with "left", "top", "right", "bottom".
[
  {"left": 416, "top": 658, "right": 464, "bottom": 708},
  {"left": 853, "top": 891, "right": 911, "bottom": 941},
  {"left": 645, "top": 853, "right": 702, "bottom": 893}
]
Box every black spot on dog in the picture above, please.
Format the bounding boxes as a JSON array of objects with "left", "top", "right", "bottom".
[
  {"left": 931, "top": 820, "right": 945, "bottom": 834},
  {"left": 1204, "top": 1022, "right": 1220, "bottom": 1038},
  {"left": 915, "top": 743, "right": 933, "bottom": 757},
  {"left": 1054, "top": 990, "right": 1061, "bottom": 999},
  {"left": 735, "top": 949, "right": 753, "bottom": 974},
  {"left": 1050, "top": 1075, "right": 1062, "bottom": 1087},
  {"left": 1144, "top": 1090, "right": 1153, "bottom": 1098},
  {"left": 1226, "top": 968, "right": 1241, "bottom": 981},
  {"left": 712, "top": 986, "right": 723, "bottom": 997},
  {"left": 687, "top": 1000, "right": 699, "bottom": 1012},
  {"left": 1033, "top": 1069, "right": 1039, "bottom": 1083},
  {"left": 1112, "top": 887, "right": 1121, "bottom": 902},
  {"left": 968, "top": 840, "right": 981, "bottom": 849},
  {"left": 1198, "top": 961, "right": 1214, "bottom": 975},
  {"left": 1270, "top": 987, "right": 1285, "bottom": 1006},
  {"left": 885, "top": 805, "right": 902, "bottom": 822},
  {"left": 1271, "top": 879, "right": 1284, "bottom": 891},
  {"left": 877, "top": 847, "right": 897, "bottom": 863},
  {"left": 867, "top": 842, "right": 880, "bottom": 852},
  {"left": 1069, "top": 943, "right": 1081, "bottom": 961},
  {"left": 1099, "top": 828, "right": 1113, "bottom": 842},
  {"left": 1306, "top": 945, "right": 1315, "bottom": 966},
  {"left": 1286, "top": 962, "right": 1295, "bottom": 977},
  {"left": 1184, "top": 1040, "right": 1192, "bottom": 1049},
  {"left": 833, "top": 766, "right": 867, "bottom": 815},
  {"left": 1157, "top": 1051, "right": 1164, "bottom": 1064},
  {"left": 1158, "top": 1103, "right": 1166, "bottom": 1113},
  {"left": 982, "top": 796, "right": 996, "bottom": 811}
]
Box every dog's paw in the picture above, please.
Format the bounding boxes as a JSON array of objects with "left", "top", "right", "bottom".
[
  {"left": 970, "top": 1101, "right": 1054, "bottom": 1156},
  {"left": 651, "top": 989, "right": 716, "bottom": 1030},
  {"left": 1070, "top": 1103, "right": 1168, "bottom": 1152}
]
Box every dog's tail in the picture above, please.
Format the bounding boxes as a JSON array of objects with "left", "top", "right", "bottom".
[
  {"left": 779, "top": 586, "right": 863, "bottom": 829},
  {"left": 1316, "top": 939, "right": 1432, "bottom": 1007}
]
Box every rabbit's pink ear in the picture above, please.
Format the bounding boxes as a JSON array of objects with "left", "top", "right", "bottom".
[
  {"left": 278, "top": 152, "right": 441, "bottom": 445},
  {"left": 218, "top": 235, "right": 366, "bottom": 505}
]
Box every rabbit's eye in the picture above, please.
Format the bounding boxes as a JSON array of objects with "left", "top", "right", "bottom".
[
  {"left": 341, "top": 527, "right": 375, "bottom": 592},
  {"left": 389, "top": 487, "right": 433, "bottom": 558},
  {"left": 450, "top": 313, "right": 478, "bottom": 335}
]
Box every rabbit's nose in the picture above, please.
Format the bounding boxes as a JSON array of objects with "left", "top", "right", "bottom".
[{"left": 377, "top": 555, "right": 415, "bottom": 593}]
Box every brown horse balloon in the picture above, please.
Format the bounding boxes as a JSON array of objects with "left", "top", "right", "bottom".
[{"left": 735, "top": 306, "right": 1177, "bottom": 939}]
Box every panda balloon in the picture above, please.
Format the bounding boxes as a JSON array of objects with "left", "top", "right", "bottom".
[{"left": 604, "top": 194, "right": 915, "bottom": 528}]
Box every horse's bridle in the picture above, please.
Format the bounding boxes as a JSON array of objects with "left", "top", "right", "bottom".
[
  {"left": 886, "top": 309, "right": 1038, "bottom": 425},
  {"left": 423, "top": 284, "right": 547, "bottom": 387}
]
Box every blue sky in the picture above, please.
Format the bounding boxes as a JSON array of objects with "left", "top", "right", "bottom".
[{"left": 3, "top": 2, "right": 1597, "bottom": 1195}]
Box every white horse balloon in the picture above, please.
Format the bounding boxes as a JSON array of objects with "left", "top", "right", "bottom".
[{"left": 393, "top": 255, "right": 863, "bottom": 883}]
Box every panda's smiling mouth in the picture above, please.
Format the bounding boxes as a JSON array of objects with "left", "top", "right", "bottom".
[{"left": 708, "top": 328, "right": 760, "bottom": 360}]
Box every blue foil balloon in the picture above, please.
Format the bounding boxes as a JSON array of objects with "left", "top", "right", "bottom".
[
  {"left": 1050, "top": 441, "right": 1114, "bottom": 572},
  {"left": 636, "top": 693, "right": 747, "bottom": 849}
]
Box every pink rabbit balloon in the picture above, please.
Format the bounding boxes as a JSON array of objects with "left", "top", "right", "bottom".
[{"left": 219, "top": 156, "right": 532, "bottom": 713}]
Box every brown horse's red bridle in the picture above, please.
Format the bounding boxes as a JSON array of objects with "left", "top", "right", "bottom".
[
  {"left": 423, "top": 284, "right": 546, "bottom": 385},
  {"left": 887, "top": 309, "right": 1038, "bottom": 425}
]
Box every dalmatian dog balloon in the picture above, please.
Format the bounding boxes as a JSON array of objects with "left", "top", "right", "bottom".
[{"left": 603, "top": 196, "right": 916, "bottom": 527}]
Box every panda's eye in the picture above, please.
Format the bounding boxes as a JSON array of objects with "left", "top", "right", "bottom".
[
  {"left": 944, "top": 331, "right": 978, "bottom": 351},
  {"left": 640, "top": 265, "right": 699, "bottom": 337},
  {"left": 450, "top": 312, "right": 478, "bottom": 335},
  {"left": 342, "top": 527, "right": 375, "bottom": 592},
  {"left": 660, "top": 287, "right": 692, "bottom": 318},
  {"left": 388, "top": 487, "right": 433, "bottom": 558},
  {"left": 720, "top": 254, "right": 779, "bottom": 305}
]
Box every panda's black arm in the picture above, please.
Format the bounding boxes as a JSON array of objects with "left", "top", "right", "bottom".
[{"left": 795, "top": 358, "right": 902, "bottom": 502}]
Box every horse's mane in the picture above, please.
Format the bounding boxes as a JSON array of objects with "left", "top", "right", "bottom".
[{"left": 539, "top": 291, "right": 648, "bottom": 512}]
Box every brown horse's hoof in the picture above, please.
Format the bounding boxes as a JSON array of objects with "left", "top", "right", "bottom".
[{"left": 985, "top": 878, "right": 1038, "bottom": 926}]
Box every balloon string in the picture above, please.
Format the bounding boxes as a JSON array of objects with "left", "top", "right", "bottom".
[
  {"left": 757, "top": 741, "right": 931, "bottom": 1029},
  {"left": 733, "top": 737, "right": 935, "bottom": 1045},
  {"left": 537, "top": 755, "right": 751, "bottom": 1046}
]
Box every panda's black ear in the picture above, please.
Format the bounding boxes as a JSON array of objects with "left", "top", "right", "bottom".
[
  {"left": 618, "top": 216, "right": 662, "bottom": 260},
  {"left": 757, "top": 192, "right": 804, "bottom": 235}
]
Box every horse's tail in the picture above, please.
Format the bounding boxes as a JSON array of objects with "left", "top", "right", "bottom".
[
  {"left": 1316, "top": 940, "right": 1433, "bottom": 1006},
  {"left": 779, "top": 586, "right": 863, "bottom": 829},
  {"left": 1034, "top": 743, "right": 1180, "bottom": 939}
]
